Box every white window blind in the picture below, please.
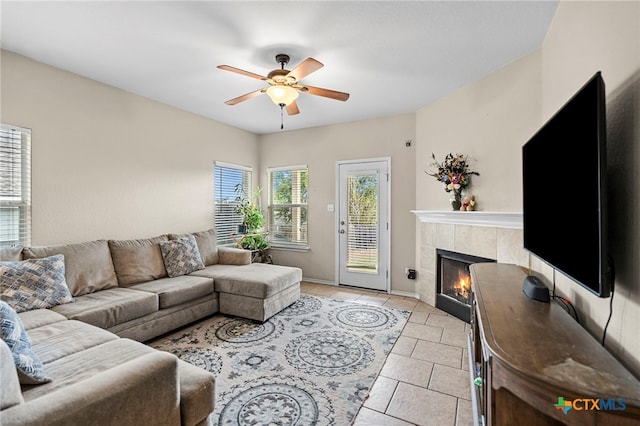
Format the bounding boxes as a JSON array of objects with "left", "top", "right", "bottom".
[
  {"left": 346, "top": 173, "right": 379, "bottom": 273},
  {"left": 0, "top": 124, "right": 31, "bottom": 248},
  {"left": 214, "top": 162, "right": 252, "bottom": 245},
  {"left": 268, "top": 165, "right": 308, "bottom": 248}
]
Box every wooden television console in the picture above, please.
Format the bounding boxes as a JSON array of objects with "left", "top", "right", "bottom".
[{"left": 468, "top": 263, "right": 640, "bottom": 425}]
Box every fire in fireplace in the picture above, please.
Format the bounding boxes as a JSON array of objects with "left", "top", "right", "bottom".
[
  {"left": 445, "top": 267, "right": 472, "bottom": 303},
  {"left": 436, "top": 249, "right": 495, "bottom": 323}
]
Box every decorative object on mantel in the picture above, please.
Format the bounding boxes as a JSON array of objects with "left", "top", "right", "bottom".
[
  {"left": 426, "top": 153, "right": 479, "bottom": 211},
  {"left": 462, "top": 194, "right": 476, "bottom": 211}
]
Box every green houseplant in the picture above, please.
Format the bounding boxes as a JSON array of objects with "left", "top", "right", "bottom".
[
  {"left": 235, "top": 185, "right": 265, "bottom": 233},
  {"left": 234, "top": 185, "right": 271, "bottom": 262},
  {"left": 236, "top": 233, "right": 270, "bottom": 251}
]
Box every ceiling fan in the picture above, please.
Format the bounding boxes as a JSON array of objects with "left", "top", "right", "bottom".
[{"left": 217, "top": 54, "right": 350, "bottom": 119}]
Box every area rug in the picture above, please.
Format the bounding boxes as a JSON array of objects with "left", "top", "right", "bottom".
[{"left": 149, "top": 294, "right": 410, "bottom": 425}]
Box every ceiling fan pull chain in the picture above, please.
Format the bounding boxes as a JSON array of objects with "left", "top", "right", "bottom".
[{"left": 280, "top": 103, "right": 285, "bottom": 129}]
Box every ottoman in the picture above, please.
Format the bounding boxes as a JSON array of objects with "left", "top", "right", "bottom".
[{"left": 212, "top": 263, "right": 302, "bottom": 321}]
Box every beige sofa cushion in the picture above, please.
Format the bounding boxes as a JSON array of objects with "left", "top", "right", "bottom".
[
  {"left": 0, "top": 245, "right": 23, "bottom": 261},
  {"left": 108, "top": 235, "right": 169, "bottom": 286},
  {"left": 0, "top": 339, "right": 24, "bottom": 410},
  {"left": 28, "top": 320, "right": 118, "bottom": 364},
  {"left": 19, "top": 309, "right": 67, "bottom": 331},
  {"left": 23, "top": 240, "right": 118, "bottom": 296},
  {"left": 51, "top": 288, "right": 158, "bottom": 329},
  {"left": 200, "top": 263, "right": 302, "bottom": 299},
  {"left": 189, "top": 263, "right": 247, "bottom": 280},
  {"left": 130, "top": 276, "right": 214, "bottom": 309},
  {"left": 169, "top": 228, "right": 218, "bottom": 266}
]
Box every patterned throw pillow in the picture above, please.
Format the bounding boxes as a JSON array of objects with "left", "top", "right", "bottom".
[
  {"left": 0, "top": 254, "right": 73, "bottom": 313},
  {"left": 160, "top": 235, "right": 205, "bottom": 278},
  {"left": 0, "top": 300, "right": 52, "bottom": 384}
]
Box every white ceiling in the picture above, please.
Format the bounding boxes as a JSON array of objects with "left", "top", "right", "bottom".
[{"left": 1, "top": 1, "right": 558, "bottom": 135}]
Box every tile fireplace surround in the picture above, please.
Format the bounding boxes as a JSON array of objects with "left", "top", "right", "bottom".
[{"left": 412, "top": 211, "right": 527, "bottom": 306}]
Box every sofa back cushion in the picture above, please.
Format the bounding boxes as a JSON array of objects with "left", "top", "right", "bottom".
[
  {"left": 108, "top": 235, "right": 169, "bottom": 286},
  {"left": 169, "top": 228, "right": 218, "bottom": 266},
  {"left": 0, "top": 246, "right": 23, "bottom": 262},
  {"left": 23, "top": 240, "right": 118, "bottom": 296}
]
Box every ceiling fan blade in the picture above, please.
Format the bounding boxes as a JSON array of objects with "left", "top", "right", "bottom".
[
  {"left": 224, "top": 89, "right": 265, "bottom": 105},
  {"left": 287, "top": 57, "right": 324, "bottom": 81},
  {"left": 303, "top": 85, "right": 350, "bottom": 102},
  {"left": 217, "top": 65, "right": 266, "bottom": 80},
  {"left": 286, "top": 101, "right": 300, "bottom": 115}
]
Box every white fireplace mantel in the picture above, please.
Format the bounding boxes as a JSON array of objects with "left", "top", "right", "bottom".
[{"left": 411, "top": 210, "right": 523, "bottom": 229}]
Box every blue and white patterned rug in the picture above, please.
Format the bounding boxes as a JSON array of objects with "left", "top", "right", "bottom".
[{"left": 150, "top": 294, "right": 410, "bottom": 426}]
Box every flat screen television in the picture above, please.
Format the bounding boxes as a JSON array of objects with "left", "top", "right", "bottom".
[{"left": 522, "top": 71, "right": 611, "bottom": 298}]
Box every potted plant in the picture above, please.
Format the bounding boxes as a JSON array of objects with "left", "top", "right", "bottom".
[
  {"left": 235, "top": 185, "right": 264, "bottom": 234},
  {"left": 236, "top": 233, "right": 270, "bottom": 251}
]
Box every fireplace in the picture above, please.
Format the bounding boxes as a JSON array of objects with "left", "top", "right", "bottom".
[{"left": 436, "top": 249, "right": 495, "bottom": 323}]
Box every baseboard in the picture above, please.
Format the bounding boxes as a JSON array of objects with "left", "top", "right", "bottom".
[
  {"left": 390, "top": 289, "right": 419, "bottom": 299},
  {"left": 302, "top": 277, "right": 338, "bottom": 286},
  {"left": 302, "top": 279, "right": 419, "bottom": 299}
]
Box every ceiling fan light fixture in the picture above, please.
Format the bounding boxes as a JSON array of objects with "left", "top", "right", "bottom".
[{"left": 266, "top": 85, "right": 299, "bottom": 106}]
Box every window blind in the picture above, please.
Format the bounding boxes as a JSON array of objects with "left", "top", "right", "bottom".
[
  {"left": 268, "top": 166, "right": 308, "bottom": 248},
  {"left": 214, "top": 162, "right": 252, "bottom": 245},
  {"left": 346, "top": 173, "right": 379, "bottom": 272},
  {"left": 0, "top": 124, "right": 31, "bottom": 248}
]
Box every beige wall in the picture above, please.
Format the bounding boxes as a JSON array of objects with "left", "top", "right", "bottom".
[
  {"left": 415, "top": 50, "right": 543, "bottom": 212},
  {"left": 415, "top": 0, "right": 640, "bottom": 375},
  {"left": 258, "top": 114, "right": 417, "bottom": 295},
  {"left": 1, "top": 50, "right": 258, "bottom": 244},
  {"left": 538, "top": 0, "right": 640, "bottom": 375}
]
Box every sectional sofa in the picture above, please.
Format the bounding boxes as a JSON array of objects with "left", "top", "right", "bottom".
[{"left": 0, "top": 228, "right": 302, "bottom": 425}]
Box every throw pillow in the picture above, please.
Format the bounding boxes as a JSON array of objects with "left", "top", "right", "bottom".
[
  {"left": 0, "top": 254, "right": 73, "bottom": 313},
  {"left": 160, "top": 235, "right": 205, "bottom": 277},
  {"left": 169, "top": 228, "right": 218, "bottom": 266},
  {"left": 0, "top": 300, "right": 52, "bottom": 384}
]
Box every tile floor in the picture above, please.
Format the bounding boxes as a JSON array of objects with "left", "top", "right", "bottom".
[{"left": 300, "top": 282, "right": 473, "bottom": 426}]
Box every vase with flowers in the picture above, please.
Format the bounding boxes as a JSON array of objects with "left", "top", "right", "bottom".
[{"left": 426, "top": 153, "right": 479, "bottom": 211}]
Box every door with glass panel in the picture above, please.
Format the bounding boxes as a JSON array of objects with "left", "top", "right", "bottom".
[{"left": 337, "top": 160, "right": 389, "bottom": 291}]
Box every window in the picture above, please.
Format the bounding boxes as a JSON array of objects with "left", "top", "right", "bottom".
[
  {"left": 0, "top": 124, "right": 31, "bottom": 248},
  {"left": 268, "top": 166, "right": 308, "bottom": 248},
  {"left": 214, "top": 162, "right": 252, "bottom": 245}
]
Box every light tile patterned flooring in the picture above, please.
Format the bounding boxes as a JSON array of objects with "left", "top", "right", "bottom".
[{"left": 300, "top": 282, "right": 473, "bottom": 426}]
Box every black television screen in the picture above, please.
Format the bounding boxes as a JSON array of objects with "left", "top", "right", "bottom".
[{"left": 522, "top": 72, "right": 610, "bottom": 297}]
